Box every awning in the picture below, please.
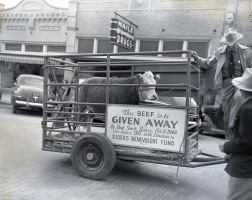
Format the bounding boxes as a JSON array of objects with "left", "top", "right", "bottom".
[{"left": 0, "top": 55, "right": 44, "bottom": 65}]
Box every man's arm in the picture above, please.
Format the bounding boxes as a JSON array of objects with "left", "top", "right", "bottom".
[{"left": 191, "top": 51, "right": 217, "bottom": 69}]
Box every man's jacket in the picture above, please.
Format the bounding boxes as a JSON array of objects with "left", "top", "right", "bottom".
[
  {"left": 195, "top": 44, "right": 252, "bottom": 89},
  {"left": 223, "top": 98, "right": 252, "bottom": 178}
]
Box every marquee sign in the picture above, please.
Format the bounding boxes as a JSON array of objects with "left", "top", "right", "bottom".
[
  {"left": 109, "top": 17, "right": 135, "bottom": 49},
  {"left": 106, "top": 105, "right": 187, "bottom": 153}
]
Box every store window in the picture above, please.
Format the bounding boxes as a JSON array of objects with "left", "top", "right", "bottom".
[
  {"left": 118, "top": 45, "right": 135, "bottom": 53},
  {"left": 163, "top": 41, "right": 183, "bottom": 57},
  {"left": 47, "top": 45, "right": 66, "bottom": 52},
  {"left": 25, "top": 44, "right": 43, "bottom": 52},
  {"left": 5, "top": 43, "right": 22, "bottom": 51},
  {"left": 97, "top": 39, "right": 113, "bottom": 53},
  {"left": 140, "top": 40, "right": 159, "bottom": 52},
  {"left": 188, "top": 42, "right": 209, "bottom": 58},
  {"left": 78, "top": 39, "right": 94, "bottom": 53}
]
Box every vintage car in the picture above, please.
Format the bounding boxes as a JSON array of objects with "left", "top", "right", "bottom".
[
  {"left": 201, "top": 105, "right": 225, "bottom": 135},
  {"left": 11, "top": 74, "right": 54, "bottom": 113}
]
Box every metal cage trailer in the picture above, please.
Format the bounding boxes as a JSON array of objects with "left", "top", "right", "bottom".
[{"left": 42, "top": 51, "right": 226, "bottom": 180}]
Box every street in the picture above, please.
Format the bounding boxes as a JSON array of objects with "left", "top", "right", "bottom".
[{"left": 0, "top": 104, "right": 228, "bottom": 200}]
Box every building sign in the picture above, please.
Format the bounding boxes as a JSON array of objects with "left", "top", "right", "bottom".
[
  {"left": 106, "top": 105, "right": 187, "bottom": 152},
  {"left": 109, "top": 18, "right": 135, "bottom": 49}
]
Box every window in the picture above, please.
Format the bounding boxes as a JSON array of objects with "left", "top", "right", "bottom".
[
  {"left": 163, "top": 41, "right": 183, "bottom": 57},
  {"left": 5, "top": 43, "right": 22, "bottom": 51},
  {"left": 25, "top": 44, "right": 43, "bottom": 52},
  {"left": 97, "top": 39, "right": 113, "bottom": 53},
  {"left": 140, "top": 40, "right": 159, "bottom": 52},
  {"left": 188, "top": 42, "right": 209, "bottom": 58},
  {"left": 118, "top": 45, "right": 135, "bottom": 52},
  {"left": 47, "top": 45, "right": 66, "bottom": 52},
  {"left": 78, "top": 39, "right": 94, "bottom": 53}
]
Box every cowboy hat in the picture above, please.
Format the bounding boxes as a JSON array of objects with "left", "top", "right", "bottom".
[
  {"left": 232, "top": 68, "right": 252, "bottom": 92},
  {"left": 220, "top": 28, "right": 243, "bottom": 46}
]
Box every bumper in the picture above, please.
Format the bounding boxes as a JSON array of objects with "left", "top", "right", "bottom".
[{"left": 15, "top": 100, "right": 54, "bottom": 108}]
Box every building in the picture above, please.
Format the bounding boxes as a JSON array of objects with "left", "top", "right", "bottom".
[
  {"left": 1, "top": 0, "right": 252, "bottom": 93},
  {"left": 0, "top": 0, "right": 68, "bottom": 87}
]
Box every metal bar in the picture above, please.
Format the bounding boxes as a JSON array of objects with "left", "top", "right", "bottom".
[
  {"left": 188, "top": 141, "right": 198, "bottom": 151},
  {"left": 45, "top": 83, "right": 197, "bottom": 87},
  {"left": 42, "top": 57, "right": 50, "bottom": 150},
  {"left": 44, "top": 129, "right": 105, "bottom": 134},
  {"left": 44, "top": 101, "right": 106, "bottom": 106},
  {"left": 191, "top": 64, "right": 200, "bottom": 72},
  {"left": 43, "top": 50, "right": 191, "bottom": 58},
  {"left": 42, "top": 148, "right": 71, "bottom": 153},
  {"left": 49, "top": 58, "right": 78, "bottom": 65},
  {"left": 200, "top": 152, "right": 221, "bottom": 158},
  {"left": 48, "top": 62, "right": 79, "bottom": 133},
  {"left": 188, "top": 132, "right": 198, "bottom": 140},
  {"left": 185, "top": 160, "right": 226, "bottom": 167},
  {"left": 45, "top": 120, "right": 105, "bottom": 126},
  {"left": 44, "top": 137, "right": 75, "bottom": 142},
  {"left": 105, "top": 55, "right": 110, "bottom": 136},
  {"left": 50, "top": 67, "right": 75, "bottom": 72},
  {"left": 45, "top": 110, "right": 106, "bottom": 116},
  {"left": 188, "top": 123, "right": 198, "bottom": 130},
  {"left": 50, "top": 67, "right": 63, "bottom": 101},
  {"left": 76, "top": 62, "right": 191, "bottom": 67}
]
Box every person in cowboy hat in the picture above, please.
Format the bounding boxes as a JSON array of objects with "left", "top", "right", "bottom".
[
  {"left": 191, "top": 27, "right": 252, "bottom": 139},
  {"left": 219, "top": 67, "right": 252, "bottom": 200}
]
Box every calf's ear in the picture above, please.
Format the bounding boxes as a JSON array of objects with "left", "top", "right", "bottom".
[
  {"left": 136, "top": 74, "right": 142, "bottom": 80},
  {"left": 154, "top": 74, "right": 160, "bottom": 82}
]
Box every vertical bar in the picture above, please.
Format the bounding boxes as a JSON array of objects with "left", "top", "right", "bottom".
[
  {"left": 131, "top": 64, "right": 135, "bottom": 77},
  {"left": 75, "top": 66, "right": 80, "bottom": 123},
  {"left": 184, "top": 51, "right": 191, "bottom": 164},
  {"left": 42, "top": 57, "right": 49, "bottom": 150},
  {"left": 105, "top": 55, "right": 110, "bottom": 136},
  {"left": 196, "top": 52, "right": 200, "bottom": 149}
]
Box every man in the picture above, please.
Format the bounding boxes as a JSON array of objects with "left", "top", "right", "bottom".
[
  {"left": 191, "top": 28, "right": 252, "bottom": 139},
  {"left": 219, "top": 68, "right": 252, "bottom": 200}
]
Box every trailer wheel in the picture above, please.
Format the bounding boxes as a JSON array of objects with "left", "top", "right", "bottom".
[{"left": 71, "top": 133, "right": 116, "bottom": 180}]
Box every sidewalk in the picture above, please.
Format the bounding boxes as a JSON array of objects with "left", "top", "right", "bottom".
[{"left": 0, "top": 88, "right": 12, "bottom": 105}]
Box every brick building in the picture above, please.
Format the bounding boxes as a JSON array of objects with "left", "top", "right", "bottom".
[{"left": 0, "top": 0, "right": 68, "bottom": 87}]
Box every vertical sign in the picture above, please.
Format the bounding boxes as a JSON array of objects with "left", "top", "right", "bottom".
[
  {"left": 109, "top": 18, "right": 135, "bottom": 49},
  {"left": 106, "top": 105, "right": 187, "bottom": 152}
]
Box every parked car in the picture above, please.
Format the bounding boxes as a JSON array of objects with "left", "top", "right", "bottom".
[
  {"left": 201, "top": 105, "right": 225, "bottom": 135},
  {"left": 11, "top": 74, "right": 54, "bottom": 113}
]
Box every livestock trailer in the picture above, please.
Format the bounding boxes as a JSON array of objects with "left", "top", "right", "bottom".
[{"left": 42, "top": 51, "right": 226, "bottom": 180}]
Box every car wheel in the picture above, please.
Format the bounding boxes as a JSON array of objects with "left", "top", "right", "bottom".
[
  {"left": 71, "top": 133, "right": 116, "bottom": 180},
  {"left": 13, "top": 106, "right": 18, "bottom": 114}
]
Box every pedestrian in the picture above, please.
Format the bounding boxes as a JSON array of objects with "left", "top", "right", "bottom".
[
  {"left": 191, "top": 27, "right": 252, "bottom": 139},
  {"left": 219, "top": 67, "right": 252, "bottom": 200}
]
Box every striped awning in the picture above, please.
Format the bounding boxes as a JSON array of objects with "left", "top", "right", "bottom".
[{"left": 0, "top": 55, "right": 44, "bottom": 64}]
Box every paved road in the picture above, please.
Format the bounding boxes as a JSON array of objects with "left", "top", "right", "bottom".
[{"left": 0, "top": 104, "right": 228, "bottom": 200}]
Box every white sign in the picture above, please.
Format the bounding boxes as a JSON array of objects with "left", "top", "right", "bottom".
[{"left": 106, "top": 105, "right": 187, "bottom": 152}]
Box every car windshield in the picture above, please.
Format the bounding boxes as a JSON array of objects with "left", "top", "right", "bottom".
[{"left": 18, "top": 76, "right": 43, "bottom": 86}]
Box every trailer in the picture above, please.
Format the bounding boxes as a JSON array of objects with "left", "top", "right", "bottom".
[{"left": 42, "top": 50, "right": 226, "bottom": 180}]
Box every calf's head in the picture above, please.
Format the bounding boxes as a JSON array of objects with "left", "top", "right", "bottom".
[{"left": 137, "top": 71, "right": 160, "bottom": 101}]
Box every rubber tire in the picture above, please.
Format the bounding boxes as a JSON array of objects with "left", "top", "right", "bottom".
[
  {"left": 13, "top": 106, "right": 18, "bottom": 114},
  {"left": 71, "top": 133, "right": 116, "bottom": 180}
]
